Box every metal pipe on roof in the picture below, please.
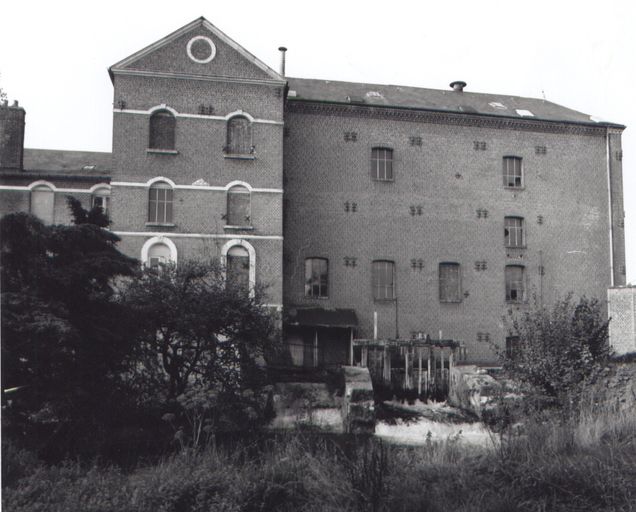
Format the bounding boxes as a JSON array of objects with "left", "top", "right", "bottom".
[{"left": 278, "top": 47, "right": 287, "bottom": 76}]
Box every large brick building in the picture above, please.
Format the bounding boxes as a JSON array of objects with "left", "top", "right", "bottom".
[{"left": 0, "top": 17, "right": 626, "bottom": 365}]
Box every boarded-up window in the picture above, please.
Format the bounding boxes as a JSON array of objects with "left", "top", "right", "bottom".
[
  {"left": 504, "top": 217, "right": 524, "bottom": 247},
  {"left": 505, "top": 265, "right": 525, "bottom": 302},
  {"left": 372, "top": 260, "right": 395, "bottom": 300},
  {"left": 148, "top": 242, "right": 171, "bottom": 268},
  {"left": 439, "top": 262, "right": 461, "bottom": 302},
  {"left": 305, "top": 258, "right": 329, "bottom": 298},
  {"left": 226, "top": 116, "right": 252, "bottom": 154},
  {"left": 226, "top": 185, "right": 250, "bottom": 226},
  {"left": 149, "top": 111, "right": 176, "bottom": 150},
  {"left": 227, "top": 245, "right": 250, "bottom": 296},
  {"left": 371, "top": 147, "right": 393, "bottom": 181},
  {"left": 503, "top": 156, "right": 522, "bottom": 188},
  {"left": 30, "top": 185, "right": 54, "bottom": 224},
  {"left": 148, "top": 182, "right": 173, "bottom": 224}
]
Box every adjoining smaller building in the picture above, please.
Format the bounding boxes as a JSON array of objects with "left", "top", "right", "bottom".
[{"left": 608, "top": 286, "right": 636, "bottom": 356}]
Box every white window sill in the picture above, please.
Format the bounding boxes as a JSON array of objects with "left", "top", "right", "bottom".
[
  {"left": 223, "top": 154, "right": 256, "bottom": 160},
  {"left": 146, "top": 222, "right": 175, "bottom": 227},
  {"left": 146, "top": 149, "right": 179, "bottom": 155},
  {"left": 224, "top": 225, "right": 254, "bottom": 230}
]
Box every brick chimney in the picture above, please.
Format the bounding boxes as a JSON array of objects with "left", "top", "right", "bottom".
[{"left": 0, "top": 100, "right": 26, "bottom": 171}]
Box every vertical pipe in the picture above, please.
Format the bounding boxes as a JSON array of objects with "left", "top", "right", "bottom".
[
  {"left": 278, "top": 47, "right": 287, "bottom": 76},
  {"left": 373, "top": 311, "right": 378, "bottom": 340},
  {"left": 606, "top": 128, "right": 615, "bottom": 287},
  {"left": 314, "top": 329, "right": 318, "bottom": 368},
  {"left": 418, "top": 347, "right": 422, "bottom": 395},
  {"left": 349, "top": 328, "right": 354, "bottom": 366}
]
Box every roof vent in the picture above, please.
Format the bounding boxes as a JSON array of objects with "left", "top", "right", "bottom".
[
  {"left": 278, "top": 46, "right": 287, "bottom": 76},
  {"left": 515, "top": 109, "right": 534, "bottom": 117},
  {"left": 450, "top": 81, "right": 467, "bottom": 92}
]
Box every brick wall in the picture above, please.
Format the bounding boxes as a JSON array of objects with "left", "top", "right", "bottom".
[
  {"left": 283, "top": 104, "right": 618, "bottom": 363},
  {"left": 0, "top": 104, "right": 25, "bottom": 170}
]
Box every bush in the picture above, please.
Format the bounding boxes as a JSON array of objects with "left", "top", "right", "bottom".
[{"left": 499, "top": 294, "right": 610, "bottom": 411}]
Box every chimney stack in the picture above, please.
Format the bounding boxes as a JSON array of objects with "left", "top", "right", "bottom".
[
  {"left": 0, "top": 100, "right": 26, "bottom": 171},
  {"left": 450, "top": 81, "right": 467, "bottom": 92},
  {"left": 278, "top": 46, "right": 287, "bottom": 76}
]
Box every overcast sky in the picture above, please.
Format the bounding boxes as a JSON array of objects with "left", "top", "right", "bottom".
[{"left": 1, "top": 0, "right": 634, "bottom": 281}]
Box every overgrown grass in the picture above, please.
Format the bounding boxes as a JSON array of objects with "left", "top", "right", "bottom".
[{"left": 4, "top": 402, "right": 635, "bottom": 512}]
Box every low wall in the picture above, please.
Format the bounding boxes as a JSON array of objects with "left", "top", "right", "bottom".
[{"left": 342, "top": 366, "right": 375, "bottom": 434}]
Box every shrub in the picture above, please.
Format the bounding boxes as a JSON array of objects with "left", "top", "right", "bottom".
[{"left": 499, "top": 294, "right": 610, "bottom": 411}]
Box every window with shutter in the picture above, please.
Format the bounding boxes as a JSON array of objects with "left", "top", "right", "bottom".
[
  {"left": 226, "top": 116, "right": 252, "bottom": 155},
  {"left": 226, "top": 186, "right": 251, "bottom": 226},
  {"left": 149, "top": 111, "right": 176, "bottom": 150}
]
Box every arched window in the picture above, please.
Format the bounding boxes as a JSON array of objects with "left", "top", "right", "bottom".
[
  {"left": 147, "top": 242, "right": 172, "bottom": 268},
  {"left": 226, "top": 185, "right": 251, "bottom": 226},
  {"left": 141, "top": 236, "right": 178, "bottom": 268},
  {"left": 148, "top": 181, "right": 173, "bottom": 224},
  {"left": 226, "top": 116, "right": 252, "bottom": 155},
  {"left": 226, "top": 245, "right": 250, "bottom": 296},
  {"left": 30, "top": 184, "right": 55, "bottom": 224},
  {"left": 149, "top": 110, "right": 176, "bottom": 150},
  {"left": 91, "top": 186, "right": 110, "bottom": 215}
]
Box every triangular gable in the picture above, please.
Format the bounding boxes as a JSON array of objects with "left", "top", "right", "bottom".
[{"left": 109, "top": 17, "right": 284, "bottom": 83}]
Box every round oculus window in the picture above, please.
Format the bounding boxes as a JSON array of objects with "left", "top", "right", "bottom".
[{"left": 186, "top": 36, "right": 216, "bottom": 64}]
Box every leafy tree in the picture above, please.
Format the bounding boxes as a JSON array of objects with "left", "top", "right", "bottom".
[
  {"left": 500, "top": 294, "right": 610, "bottom": 409},
  {"left": 123, "top": 260, "right": 279, "bottom": 430},
  {"left": 1, "top": 199, "right": 138, "bottom": 444}
]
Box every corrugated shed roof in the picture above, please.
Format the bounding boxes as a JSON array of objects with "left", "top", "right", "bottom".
[
  {"left": 21, "top": 149, "right": 113, "bottom": 175},
  {"left": 286, "top": 77, "right": 622, "bottom": 127},
  {"left": 287, "top": 307, "right": 358, "bottom": 328}
]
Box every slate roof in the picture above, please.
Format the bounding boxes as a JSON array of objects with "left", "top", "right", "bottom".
[
  {"left": 286, "top": 77, "right": 623, "bottom": 127},
  {"left": 21, "top": 149, "right": 112, "bottom": 176}
]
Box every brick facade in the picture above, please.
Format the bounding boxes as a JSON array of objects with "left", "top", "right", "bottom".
[{"left": 0, "top": 17, "right": 627, "bottom": 365}]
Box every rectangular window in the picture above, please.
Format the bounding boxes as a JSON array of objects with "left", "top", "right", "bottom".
[
  {"left": 505, "top": 336, "right": 521, "bottom": 359},
  {"left": 371, "top": 147, "right": 393, "bottom": 181},
  {"left": 305, "top": 258, "right": 329, "bottom": 298},
  {"left": 439, "top": 263, "right": 461, "bottom": 302},
  {"left": 372, "top": 260, "right": 395, "bottom": 300},
  {"left": 503, "top": 156, "right": 523, "bottom": 188},
  {"left": 505, "top": 265, "right": 525, "bottom": 302},
  {"left": 504, "top": 217, "right": 524, "bottom": 247}
]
